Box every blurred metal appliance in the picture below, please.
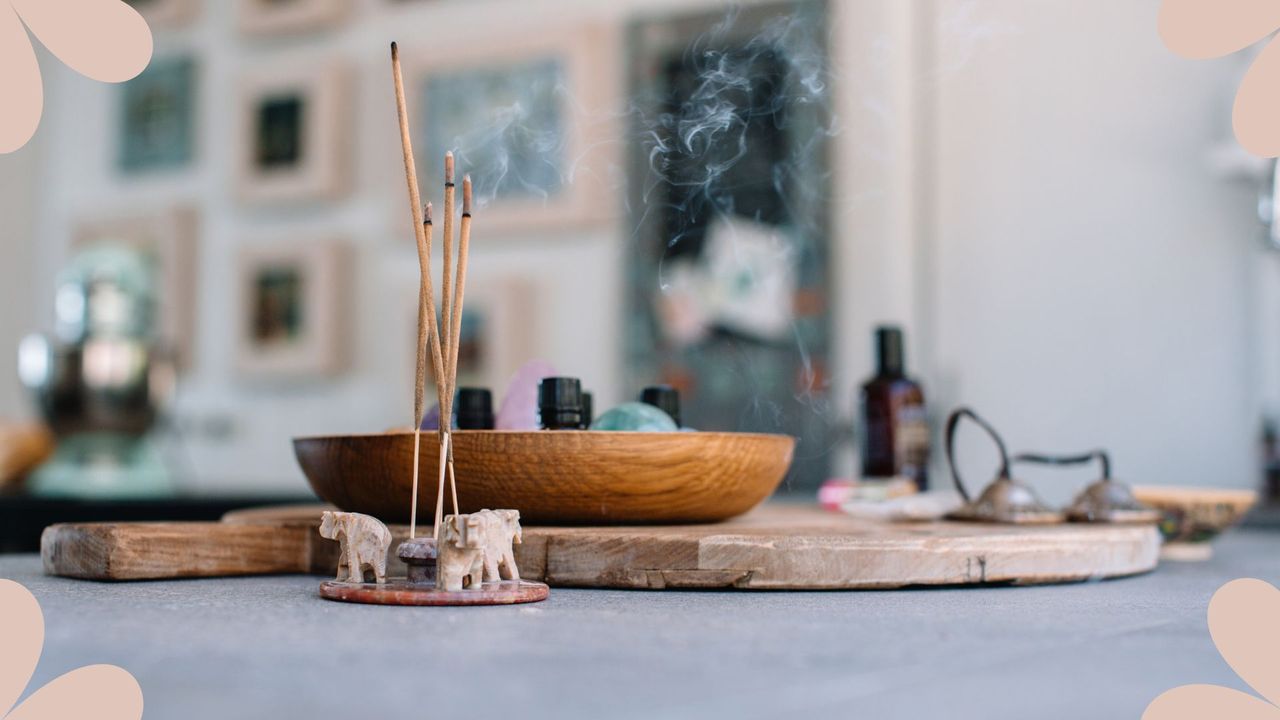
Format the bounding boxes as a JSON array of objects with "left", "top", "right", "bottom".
[{"left": 19, "top": 243, "right": 174, "bottom": 497}]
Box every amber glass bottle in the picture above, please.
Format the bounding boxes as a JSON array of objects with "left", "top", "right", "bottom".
[{"left": 859, "top": 326, "right": 929, "bottom": 490}]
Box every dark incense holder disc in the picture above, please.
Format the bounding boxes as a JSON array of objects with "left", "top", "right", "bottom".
[
  {"left": 319, "top": 579, "right": 549, "bottom": 606},
  {"left": 397, "top": 537, "right": 437, "bottom": 584}
]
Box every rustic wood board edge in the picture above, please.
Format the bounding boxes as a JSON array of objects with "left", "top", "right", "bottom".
[
  {"left": 230, "top": 505, "right": 1161, "bottom": 590},
  {"left": 691, "top": 525, "right": 1161, "bottom": 589},
  {"left": 41, "top": 522, "right": 314, "bottom": 581},
  {"left": 42, "top": 505, "right": 1162, "bottom": 588}
]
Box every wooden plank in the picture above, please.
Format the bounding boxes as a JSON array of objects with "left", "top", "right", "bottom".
[
  {"left": 41, "top": 522, "right": 313, "bottom": 580},
  {"left": 45, "top": 505, "right": 1161, "bottom": 588},
  {"left": 230, "top": 504, "right": 1162, "bottom": 589}
]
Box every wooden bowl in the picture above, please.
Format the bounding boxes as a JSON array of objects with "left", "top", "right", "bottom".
[
  {"left": 293, "top": 430, "right": 796, "bottom": 525},
  {"left": 1130, "top": 486, "right": 1258, "bottom": 561}
]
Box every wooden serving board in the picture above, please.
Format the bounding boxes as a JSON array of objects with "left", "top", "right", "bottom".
[{"left": 42, "top": 504, "right": 1161, "bottom": 589}]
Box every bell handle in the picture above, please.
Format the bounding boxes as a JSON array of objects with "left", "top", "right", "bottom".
[
  {"left": 944, "top": 407, "right": 1011, "bottom": 504},
  {"left": 1011, "top": 450, "right": 1111, "bottom": 481}
]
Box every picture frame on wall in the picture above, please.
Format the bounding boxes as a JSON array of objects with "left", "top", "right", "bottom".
[
  {"left": 118, "top": 56, "right": 196, "bottom": 173},
  {"left": 402, "top": 24, "right": 617, "bottom": 236},
  {"left": 396, "top": 274, "right": 537, "bottom": 408},
  {"left": 235, "top": 239, "right": 349, "bottom": 379},
  {"left": 237, "top": 0, "right": 348, "bottom": 36},
  {"left": 235, "top": 63, "right": 349, "bottom": 205},
  {"left": 125, "top": 0, "right": 199, "bottom": 29},
  {"left": 74, "top": 206, "right": 199, "bottom": 370}
]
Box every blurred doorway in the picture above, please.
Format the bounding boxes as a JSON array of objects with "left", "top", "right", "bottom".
[{"left": 625, "top": 1, "right": 834, "bottom": 491}]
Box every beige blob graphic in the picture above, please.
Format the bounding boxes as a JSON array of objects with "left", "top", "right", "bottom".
[
  {"left": 1159, "top": 0, "right": 1280, "bottom": 157},
  {"left": 0, "top": 579, "right": 142, "bottom": 720},
  {"left": 1144, "top": 578, "right": 1280, "bottom": 719},
  {"left": 0, "top": 0, "right": 152, "bottom": 154}
]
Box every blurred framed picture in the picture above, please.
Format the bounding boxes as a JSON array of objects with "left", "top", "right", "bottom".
[
  {"left": 125, "top": 0, "right": 199, "bottom": 28},
  {"left": 402, "top": 24, "right": 617, "bottom": 235},
  {"left": 237, "top": 0, "right": 347, "bottom": 36},
  {"left": 394, "top": 274, "right": 537, "bottom": 403},
  {"left": 74, "top": 206, "right": 198, "bottom": 370},
  {"left": 235, "top": 63, "right": 349, "bottom": 205},
  {"left": 236, "top": 240, "right": 349, "bottom": 379},
  {"left": 118, "top": 56, "right": 196, "bottom": 173}
]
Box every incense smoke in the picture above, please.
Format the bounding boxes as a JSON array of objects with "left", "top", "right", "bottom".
[
  {"left": 632, "top": 7, "right": 838, "bottom": 451},
  {"left": 430, "top": 6, "right": 836, "bottom": 480},
  {"left": 425, "top": 3, "right": 1019, "bottom": 483}
]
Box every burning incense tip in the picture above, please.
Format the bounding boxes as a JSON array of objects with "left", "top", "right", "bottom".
[
  {"left": 445, "top": 152, "right": 455, "bottom": 184},
  {"left": 463, "top": 175, "right": 472, "bottom": 215},
  {"left": 424, "top": 202, "right": 433, "bottom": 223}
]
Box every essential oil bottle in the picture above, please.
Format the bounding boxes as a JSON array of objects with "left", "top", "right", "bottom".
[
  {"left": 580, "top": 392, "right": 594, "bottom": 429},
  {"left": 455, "top": 387, "right": 494, "bottom": 430},
  {"left": 640, "top": 385, "right": 681, "bottom": 427},
  {"left": 538, "top": 377, "right": 584, "bottom": 430},
  {"left": 858, "top": 326, "right": 929, "bottom": 490}
]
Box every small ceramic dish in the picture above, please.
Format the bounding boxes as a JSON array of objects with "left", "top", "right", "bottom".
[
  {"left": 294, "top": 430, "right": 795, "bottom": 525},
  {"left": 1130, "top": 486, "right": 1258, "bottom": 561}
]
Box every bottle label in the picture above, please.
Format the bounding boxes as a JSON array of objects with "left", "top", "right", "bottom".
[{"left": 895, "top": 405, "right": 930, "bottom": 481}]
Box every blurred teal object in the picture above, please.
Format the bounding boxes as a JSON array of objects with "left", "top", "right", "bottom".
[
  {"left": 28, "top": 434, "right": 169, "bottom": 498},
  {"left": 19, "top": 242, "right": 174, "bottom": 498},
  {"left": 590, "top": 402, "right": 678, "bottom": 432},
  {"left": 55, "top": 243, "right": 156, "bottom": 343}
]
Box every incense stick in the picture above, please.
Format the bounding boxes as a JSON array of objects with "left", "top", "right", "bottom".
[
  {"left": 449, "top": 176, "right": 472, "bottom": 414},
  {"left": 432, "top": 432, "right": 449, "bottom": 542},
  {"left": 440, "top": 152, "right": 456, "bottom": 399},
  {"left": 392, "top": 41, "right": 446, "bottom": 539},
  {"left": 439, "top": 155, "right": 458, "bottom": 515},
  {"left": 431, "top": 158, "right": 458, "bottom": 536},
  {"left": 411, "top": 205, "right": 439, "bottom": 540},
  {"left": 418, "top": 203, "right": 438, "bottom": 415},
  {"left": 392, "top": 43, "right": 478, "bottom": 542},
  {"left": 442, "top": 175, "right": 472, "bottom": 513}
]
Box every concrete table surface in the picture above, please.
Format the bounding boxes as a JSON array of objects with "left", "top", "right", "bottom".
[{"left": 2, "top": 530, "right": 1276, "bottom": 720}]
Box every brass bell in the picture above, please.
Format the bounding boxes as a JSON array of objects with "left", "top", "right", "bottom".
[
  {"left": 944, "top": 408, "right": 1062, "bottom": 525},
  {"left": 1014, "top": 451, "right": 1160, "bottom": 524}
]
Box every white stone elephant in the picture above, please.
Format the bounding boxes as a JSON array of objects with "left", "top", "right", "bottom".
[
  {"left": 437, "top": 513, "right": 488, "bottom": 591},
  {"left": 476, "top": 509, "right": 522, "bottom": 582},
  {"left": 318, "top": 511, "right": 391, "bottom": 584}
]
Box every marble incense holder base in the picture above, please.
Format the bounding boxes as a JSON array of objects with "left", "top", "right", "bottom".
[
  {"left": 318, "top": 579, "right": 550, "bottom": 606},
  {"left": 318, "top": 537, "right": 549, "bottom": 606}
]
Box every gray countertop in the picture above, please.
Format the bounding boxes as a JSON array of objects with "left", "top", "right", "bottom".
[{"left": 2, "top": 530, "right": 1276, "bottom": 720}]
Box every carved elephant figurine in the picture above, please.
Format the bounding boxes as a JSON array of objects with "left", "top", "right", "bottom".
[
  {"left": 477, "top": 509, "right": 522, "bottom": 582},
  {"left": 319, "top": 511, "right": 391, "bottom": 584},
  {"left": 437, "top": 513, "right": 487, "bottom": 591}
]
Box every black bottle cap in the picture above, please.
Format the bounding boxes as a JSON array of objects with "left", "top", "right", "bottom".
[
  {"left": 875, "top": 326, "right": 905, "bottom": 377},
  {"left": 640, "top": 385, "right": 681, "bottom": 426},
  {"left": 580, "top": 392, "right": 594, "bottom": 429},
  {"left": 455, "top": 387, "right": 494, "bottom": 430},
  {"left": 538, "top": 377, "right": 582, "bottom": 430}
]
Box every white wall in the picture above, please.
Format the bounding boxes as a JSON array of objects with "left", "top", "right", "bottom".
[
  {"left": 922, "top": 0, "right": 1267, "bottom": 496},
  {"left": 829, "top": 0, "right": 935, "bottom": 479},
  {"left": 15, "top": 0, "right": 1271, "bottom": 495}
]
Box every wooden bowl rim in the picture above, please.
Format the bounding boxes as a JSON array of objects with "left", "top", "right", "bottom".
[{"left": 293, "top": 429, "right": 798, "bottom": 443}]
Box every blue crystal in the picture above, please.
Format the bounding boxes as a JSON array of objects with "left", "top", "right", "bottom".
[{"left": 589, "top": 402, "right": 678, "bottom": 432}]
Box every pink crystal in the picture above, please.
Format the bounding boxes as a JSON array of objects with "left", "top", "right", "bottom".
[
  {"left": 495, "top": 359, "right": 558, "bottom": 430},
  {"left": 419, "top": 403, "right": 442, "bottom": 431}
]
